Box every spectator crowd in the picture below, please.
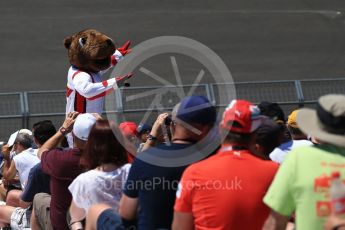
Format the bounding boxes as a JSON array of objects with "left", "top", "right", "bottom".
[{"left": 0, "top": 93, "right": 344, "bottom": 230}]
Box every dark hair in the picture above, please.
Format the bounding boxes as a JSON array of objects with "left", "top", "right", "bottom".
[
  {"left": 60, "top": 137, "right": 69, "bottom": 148},
  {"left": 32, "top": 120, "right": 57, "bottom": 145},
  {"left": 258, "top": 101, "right": 286, "bottom": 123},
  {"left": 254, "top": 119, "right": 284, "bottom": 156},
  {"left": 222, "top": 124, "right": 252, "bottom": 145},
  {"left": 82, "top": 120, "right": 128, "bottom": 170}
]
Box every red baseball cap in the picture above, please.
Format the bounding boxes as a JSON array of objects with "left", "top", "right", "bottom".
[
  {"left": 119, "top": 121, "right": 138, "bottom": 137},
  {"left": 220, "top": 99, "right": 262, "bottom": 134}
]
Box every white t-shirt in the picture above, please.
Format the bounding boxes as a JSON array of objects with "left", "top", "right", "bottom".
[
  {"left": 269, "top": 139, "right": 313, "bottom": 164},
  {"left": 68, "top": 163, "right": 131, "bottom": 213},
  {"left": 13, "top": 148, "right": 40, "bottom": 189}
]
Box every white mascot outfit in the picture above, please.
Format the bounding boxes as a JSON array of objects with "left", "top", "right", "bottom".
[
  {"left": 66, "top": 43, "right": 131, "bottom": 114},
  {"left": 63, "top": 29, "right": 132, "bottom": 146}
]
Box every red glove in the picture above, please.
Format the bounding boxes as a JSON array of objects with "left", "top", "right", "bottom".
[
  {"left": 115, "top": 73, "right": 133, "bottom": 87},
  {"left": 112, "top": 41, "right": 132, "bottom": 65},
  {"left": 117, "top": 41, "right": 131, "bottom": 56}
]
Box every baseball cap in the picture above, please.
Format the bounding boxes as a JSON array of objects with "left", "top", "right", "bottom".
[
  {"left": 72, "top": 113, "right": 97, "bottom": 141},
  {"left": 254, "top": 117, "right": 283, "bottom": 152},
  {"left": 172, "top": 96, "right": 216, "bottom": 125},
  {"left": 258, "top": 101, "right": 286, "bottom": 124},
  {"left": 287, "top": 110, "right": 299, "bottom": 128},
  {"left": 137, "top": 123, "right": 152, "bottom": 134},
  {"left": 7, "top": 129, "right": 33, "bottom": 147},
  {"left": 119, "top": 122, "right": 138, "bottom": 137},
  {"left": 220, "top": 99, "right": 262, "bottom": 134}
]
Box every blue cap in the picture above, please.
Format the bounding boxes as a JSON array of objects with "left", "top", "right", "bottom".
[
  {"left": 137, "top": 123, "right": 152, "bottom": 134},
  {"left": 174, "top": 96, "right": 216, "bottom": 125}
]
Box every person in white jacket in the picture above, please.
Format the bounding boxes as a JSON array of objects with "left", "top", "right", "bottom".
[
  {"left": 65, "top": 42, "right": 132, "bottom": 114},
  {"left": 64, "top": 29, "right": 132, "bottom": 115},
  {"left": 63, "top": 29, "right": 133, "bottom": 146}
]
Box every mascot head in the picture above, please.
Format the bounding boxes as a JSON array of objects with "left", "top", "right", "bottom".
[{"left": 64, "top": 29, "right": 116, "bottom": 72}]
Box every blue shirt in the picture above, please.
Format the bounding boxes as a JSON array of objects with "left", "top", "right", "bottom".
[
  {"left": 21, "top": 163, "right": 50, "bottom": 202},
  {"left": 123, "top": 143, "right": 193, "bottom": 230}
]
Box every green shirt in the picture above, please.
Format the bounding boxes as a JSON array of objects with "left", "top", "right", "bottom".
[{"left": 264, "top": 144, "right": 345, "bottom": 230}]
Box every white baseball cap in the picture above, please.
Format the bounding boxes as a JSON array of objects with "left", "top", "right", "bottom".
[
  {"left": 72, "top": 113, "right": 97, "bottom": 141},
  {"left": 7, "top": 129, "right": 33, "bottom": 147}
]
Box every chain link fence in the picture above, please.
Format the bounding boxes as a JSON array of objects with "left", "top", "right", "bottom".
[{"left": 0, "top": 78, "right": 344, "bottom": 142}]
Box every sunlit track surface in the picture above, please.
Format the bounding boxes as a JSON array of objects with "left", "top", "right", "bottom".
[{"left": 1, "top": 0, "right": 345, "bottom": 92}]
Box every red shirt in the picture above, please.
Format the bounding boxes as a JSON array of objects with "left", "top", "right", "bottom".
[
  {"left": 41, "top": 148, "right": 83, "bottom": 230},
  {"left": 174, "top": 145, "right": 279, "bottom": 230}
]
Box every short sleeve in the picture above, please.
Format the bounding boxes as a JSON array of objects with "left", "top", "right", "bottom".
[
  {"left": 41, "top": 149, "right": 59, "bottom": 176},
  {"left": 68, "top": 173, "right": 90, "bottom": 211},
  {"left": 21, "top": 163, "right": 40, "bottom": 202},
  {"left": 123, "top": 160, "right": 141, "bottom": 198},
  {"left": 174, "top": 166, "right": 195, "bottom": 213},
  {"left": 263, "top": 149, "right": 297, "bottom": 216},
  {"left": 41, "top": 148, "right": 78, "bottom": 178},
  {"left": 121, "top": 164, "right": 131, "bottom": 188},
  {"left": 13, "top": 155, "right": 21, "bottom": 172}
]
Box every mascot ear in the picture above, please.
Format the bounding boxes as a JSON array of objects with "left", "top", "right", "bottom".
[{"left": 64, "top": 36, "right": 73, "bottom": 49}]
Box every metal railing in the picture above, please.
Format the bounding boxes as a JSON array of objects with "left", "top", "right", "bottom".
[{"left": 0, "top": 78, "right": 344, "bottom": 141}]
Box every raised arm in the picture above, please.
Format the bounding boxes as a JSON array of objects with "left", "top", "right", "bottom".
[
  {"left": 100, "top": 41, "right": 131, "bottom": 75},
  {"left": 73, "top": 73, "right": 132, "bottom": 99},
  {"left": 38, "top": 112, "right": 79, "bottom": 159},
  {"left": 3, "top": 160, "right": 17, "bottom": 181},
  {"left": 111, "top": 41, "right": 131, "bottom": 66}
]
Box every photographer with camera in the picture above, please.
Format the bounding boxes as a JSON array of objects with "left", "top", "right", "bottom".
[{"left": 138, "top": 113, "right": 171, "bottom": 153}]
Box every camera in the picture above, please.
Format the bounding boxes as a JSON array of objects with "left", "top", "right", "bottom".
[{"left": 164, "top": 115, "right": 172, "bottom": 126}]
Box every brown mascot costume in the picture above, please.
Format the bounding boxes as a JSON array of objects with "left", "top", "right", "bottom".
[
  {"left": 63, "top": 29, "right": 132, "bottom": 147},
  {"left": 64, "top": 29, "right": 132, "bottom": 115}
]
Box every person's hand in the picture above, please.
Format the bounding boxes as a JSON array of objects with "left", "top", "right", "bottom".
[
  {"left": 2, "top": 144, "right": 11, "bottom": 161},
  {"left": 91, "top": 113, "right": 103, "bottom": 121},
  {"left": 324, "top": 213, "right": 345, "bottom": 230},
  {"left": 117, "top": 41, "right": 131, "bottom": 56},
  {"left": 61, "top": 112, "right": 79, "bottom": 133},
  {"left": 150, "top": 113, "right": 169, "bottom": 138},
  {"left": 115, "top": 73, "right": 133, "bottom": 87}
]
